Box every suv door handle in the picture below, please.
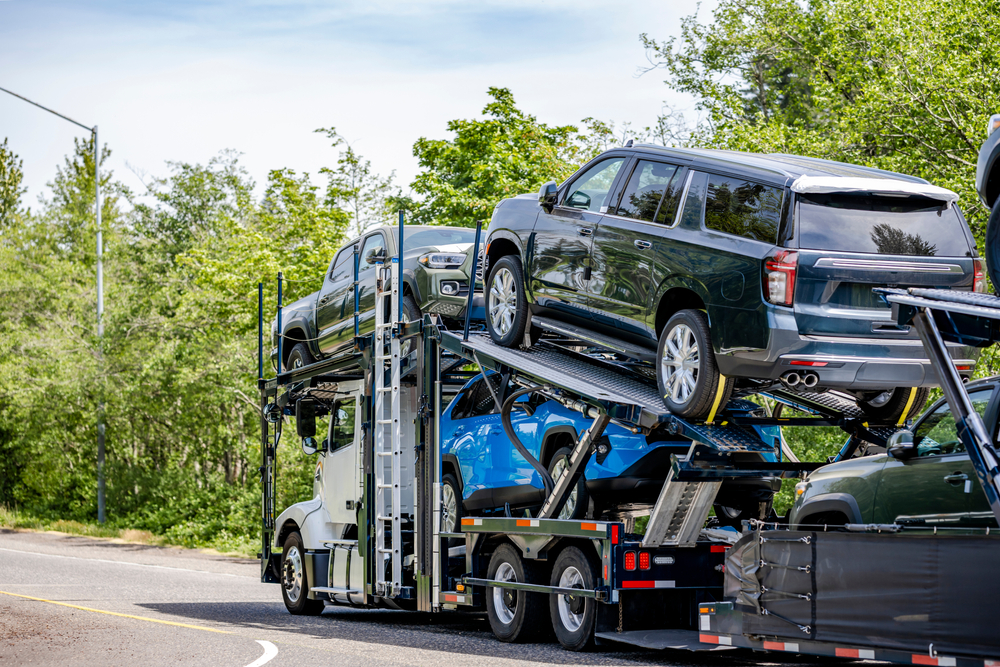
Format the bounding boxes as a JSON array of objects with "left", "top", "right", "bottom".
[
  {"left": 943, "top": 472, "right": 968, "bottom": 484},
  {"left": 633, "top": 240, "right": 652, "bottom": 250},
  {"left": 579, "top": 228, "right": 593, "bottom": 237},
  {"left": 318, "top": 296, "right": 330, "bottom": 305}
]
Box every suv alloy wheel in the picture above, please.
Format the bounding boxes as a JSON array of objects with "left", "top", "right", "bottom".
[
  {"left": 486, "top": 256, "right": 531, "bottom": 347},
  {"left": 656, "top": 310, "right": 733, "bottom": 419}
]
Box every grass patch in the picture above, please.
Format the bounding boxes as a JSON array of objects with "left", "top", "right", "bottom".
[{"left": 0, "top": 505, "right": 254, "bottom": 558}]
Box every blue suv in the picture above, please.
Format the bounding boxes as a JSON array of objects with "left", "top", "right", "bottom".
[{"left": 438, "top": 373, "right": 782, "bottom": 531}]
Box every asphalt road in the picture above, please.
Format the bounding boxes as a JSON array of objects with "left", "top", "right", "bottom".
[{"left": 0, "top": 529, "right": 847, "bottom": 667}]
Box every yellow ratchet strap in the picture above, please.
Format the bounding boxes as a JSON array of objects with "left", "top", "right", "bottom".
[
  {"left": 897, "top": 387, "right": 918, "bottom": 427},
  {"left": 705, "top": 375, "right": 728, "bottom": 425}
]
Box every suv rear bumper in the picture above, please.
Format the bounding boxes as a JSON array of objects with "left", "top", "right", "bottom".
[{"left": 716, "top": 310, "right": 980, "bottom": 389}]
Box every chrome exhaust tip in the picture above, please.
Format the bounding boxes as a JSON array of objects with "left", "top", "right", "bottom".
[
  {"left": 802, "top": 372, "right": 819, "bottom": 389},
  {"left": 781, "top": 371, "right": 801, "bottom": 387}
]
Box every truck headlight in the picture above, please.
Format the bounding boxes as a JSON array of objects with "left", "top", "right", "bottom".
[
  {"left": 418, "top": 252, "right": 467, "bottom": 269},
  {"left": 795, "top": 481, "right": 808, "bottom": 496}
]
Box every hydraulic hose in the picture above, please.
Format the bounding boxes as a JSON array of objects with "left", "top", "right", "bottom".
[{"left": 501, "top": 385, "right": 555, "bottom": 496}]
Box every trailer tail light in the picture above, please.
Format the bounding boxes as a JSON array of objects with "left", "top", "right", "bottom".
[
  {"left": 974, "top": 259, "right": 987, "bottom": 293},
  {"left": 764, "top": 251, "right": 798, "bottom": 306},
  {"left": 638, "top": 552, "right": 650, "bottom": 570},
  {"left": 624, "top": 551, "right": 636, "bottom": 571}
]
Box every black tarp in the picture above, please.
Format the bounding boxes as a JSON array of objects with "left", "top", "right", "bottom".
[{"left": 726, "top": 530, "right": 1000, "bottom": 658}]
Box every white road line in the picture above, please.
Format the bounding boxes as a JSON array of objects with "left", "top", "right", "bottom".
[
  {"left": 0, "top": 546, "right": 256, "bottom": 579},
  {"left": 245, "top": 640, "right": 278, "bottom": 667}
]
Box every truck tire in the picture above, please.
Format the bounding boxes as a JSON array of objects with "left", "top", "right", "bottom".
[
  {"left": 549, "top": 546, "right": 598, "bottom": 651},
  {"left": 486, "top": 256, "right": 531, "bottom": 349},
  {"left": 547, "top": 447, "right": 589, "bottom": 521},
  {"left": 286, "top": 342, "right": 315, "bottom": 371},
  {"left": 858, "top": 387, "right": 929, "bottom": 424},
  {"left": 485, "top": 543, "right": 549, "bottom": 643},
  {"left": 656, "top": 310, "right": 732, "bottom": 420},
  {"left": 281, "top": 531, "right": 324, "bottom": 615}
]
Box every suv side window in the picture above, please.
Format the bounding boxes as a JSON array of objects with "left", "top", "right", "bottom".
[
  {"left": 612, "top": 160, "right": 686, "bottom": 224},
  {"left": 704, "top": 174, "right": 783, "bottom": 243},
  {"left": 329, "top": 399, "right": 357, "bottom": 452},
  {"left": 914, "top": 388, "right": 993, "bottom": 457},
  {"left": 329, "top": 246, "right": 355, "bottom": 282},
  {"left": 678, "top": 171, "right": 708, "bottom": 228},
  {"left": 450, "top": 375, "right": 505, "bottom": 420},
  {"left": 563, "top": 158, "right": 625, "bottom": 212}
]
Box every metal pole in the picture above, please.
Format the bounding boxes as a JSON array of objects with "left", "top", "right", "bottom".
[
  {"left": 397, "top": 210, "right": 404, "bottom": 324},
  {"left": 463, "top": 219, "right": 483, "bottom": 341},
  {"left": 276, "top": 272, "right": 284, "bottom": 375},
  {"left": 258, "top": 283, "right": 264, "bottom": 380},
  {"left": 95, "top": 126, "right": 105, "bottom": 525}
]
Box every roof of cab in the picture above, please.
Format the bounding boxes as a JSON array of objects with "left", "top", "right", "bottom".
[{"left": 629, "top": 144, "right": 929, "bottom": 186}]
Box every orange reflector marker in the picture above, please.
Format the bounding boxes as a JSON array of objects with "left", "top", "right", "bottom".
[
  {"left": 461, "top": 518, "right": 474, "bottom": 526},
  {"left": 516, "top": 519, "right": 531, "bottom": 527},
  {"left": 581, "top": 522, "right": 598, "bottom": 531}
]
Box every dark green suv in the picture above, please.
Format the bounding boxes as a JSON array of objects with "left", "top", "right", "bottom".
[
  {"left": 789, "top": 378, "right": 999, "bottom": 527},
  {"left": 484, "top": 145, "right": 983, "bottom": 421}
]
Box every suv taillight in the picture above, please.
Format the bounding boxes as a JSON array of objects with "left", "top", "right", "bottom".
[
  {"left": 764, "top": 250, "right": 798, "bottom": 306},
  {"left": 974, "top": 259, "right": 987, "bottom": 293}
]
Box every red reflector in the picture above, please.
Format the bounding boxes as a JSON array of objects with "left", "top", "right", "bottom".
[
  {"left": 789, "top": 360, "right": 828, "bottom": 367},
  {"left": 974, "top": 258, "right": 987, "bottom": 293},
  {"left": 624, "top": 551, "right": 636, "bottom": 571},
  {"left": 956, "top": 365, "right": 972, "bottom": 371},
  {"left": 835, "top": 649, "right": 859, "bottom": 658},
  {"left": 710, "top": 545, "right": 729, "bottom": 553},
  {"left": 638, "top": 552, "right": 650, "bottom": 570},
  {"left": 622, "top": 580, "right": 654, "bottom": 589},
  {"left": 611, "top": 524, "right": 619, "bottom": 544}
]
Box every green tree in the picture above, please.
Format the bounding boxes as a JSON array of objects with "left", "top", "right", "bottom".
[
  {"left": 316, "top": 128, "right": 398, "bottom": 238},
  {"left": 0, "top": 138, "right": 26, "bottom": 227}
]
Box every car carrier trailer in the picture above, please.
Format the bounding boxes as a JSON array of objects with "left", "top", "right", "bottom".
[{"left": 255, "top": 219, "right": 951, "bottom": 653}]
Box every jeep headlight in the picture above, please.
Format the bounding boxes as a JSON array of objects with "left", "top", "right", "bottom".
[{"left": 418, "top": 252, "right": 467, "bottom": 269}]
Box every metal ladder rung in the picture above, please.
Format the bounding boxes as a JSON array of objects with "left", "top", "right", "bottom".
[
  {"left": 376, "top": 387, "right": 395, "bottom": 393},
  {"left": 376, "top": 419, "right": 394, "bottom": 425},
  {"left": 376, "top": 451, "right": 393, "bottom": 457},
  {"left": 377, "top": 483, "right": 394, "bottom": 489}
]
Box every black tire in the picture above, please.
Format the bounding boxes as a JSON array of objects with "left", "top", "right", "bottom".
[
  {"left": 549, "top": 546, "right": 598, "bottom": 651},
  {"left": 547, "top": 447, "right": 589, "bottom": 521},
  {"left": 402, "top": 294, "right": 422, "bottom": 323},
  {"left": 713, "top": 499, "right": 772, "bottom": 529},
  {"left": 281, "top": 531, "right": 324, "bottom": 615},
  {"left": 485, "top": 543, "right": 550, "bottom": 643},
  {"left": 985, "top": 197, "right": 1000, "bottom": 290},
  {"left": 286, "top": 342, "right": 314, "bottom": 371},
  {"left": 441, "top": 473, "right": 463, "bottom": 535},
  {"left": 656, "top": 310, "right": 733, "bottom": 420},
  {"left": 486, "top": 255, "right": 531, "bottom": 348},
  {"left": 858, "top": 387, "right": 929, "bottom": 424}
]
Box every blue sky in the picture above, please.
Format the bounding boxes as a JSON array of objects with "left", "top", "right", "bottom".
[{"left": 0, "top": 0, "right": 714, "bottom": 204}]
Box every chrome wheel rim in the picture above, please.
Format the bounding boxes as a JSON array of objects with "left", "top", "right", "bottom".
[
  {"left": 292, "top": 355, "right": 304, "bottom": 369},
  {"left": 661, "top": 323, "right": 700, "bottom": 405},
  {"left": 557, "top": 566, "right": 586, "bottom": 632},
  {"left": 551, "top": 457, "right": 577, "bottom": 520},
  {"left": 489, "top": 268, "right": 517, "bottom": 337},
  {"left": 492, "top": 562, "right": 518, "bottom": 625},
  {"left": 283, "top": 545, "right": 304, "bottom": 603},
  {"left": 441, "top": 483, "right": 458, "bottom": 534}
]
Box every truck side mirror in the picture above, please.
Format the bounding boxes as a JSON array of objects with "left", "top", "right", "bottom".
[
  {"left": 301, "top": 437, "right": 320, "bottom": 456},
  {"left": 296, "top": 399, "right": 317, "bottom": 438},
  {"left": 887, "top": 430, "right": 916, "bottom": 460},
  {"left": 538, "top": 181, "right": 558, "bottom": 211},
  {"left": 365, "top": 247, "right": 387, "bottom": 265}
]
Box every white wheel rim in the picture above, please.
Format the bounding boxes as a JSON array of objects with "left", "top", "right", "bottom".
[
  {"left": 552, "top": 457, "right": 577, "bottom": 520},
  {"left": 492, "top": 562, "right": 518, "bottom": 625},
  {"left": 489, "top": 268, "right": 517, "bottom": 336},
  {"left": 557, "top": 565, "right": 586, "bottom": 632},
  {"left": 441, "top": 483, "right": 458, "bottom": 534},
  {"left": 661, "top": 323, "right": 700, "bottom": 405},
  {"left": 283, "top": 545, "right": 304, "bottom": 603}
]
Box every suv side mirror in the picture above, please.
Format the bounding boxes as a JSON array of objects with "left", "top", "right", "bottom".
[
  {"left": 887, "top": 430, "right": 916, "bottom": 459},
  {"left": 365, "top": 247, "right": 387, "bottom": 265},
  {"left": 296, "top": 399, "right": 317, "bottom": 438},
  {"left": 538, "top": 181, "right": 557, "bottom": 211}
]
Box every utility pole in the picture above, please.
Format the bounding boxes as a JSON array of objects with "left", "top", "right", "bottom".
[{"left": 0, "top": 86, "right": 105, "bottom": 523}]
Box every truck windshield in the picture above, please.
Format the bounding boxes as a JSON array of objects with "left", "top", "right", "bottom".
[
  {"left": 796, "top": 193, "right": 970, "bottom": 257},
  {"left": 405, "top": 228, "right": 476, "bottom": 248}
]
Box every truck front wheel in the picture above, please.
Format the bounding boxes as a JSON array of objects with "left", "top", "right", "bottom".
[
  {"left": 281, "top": 531, "right": 324, "bottom": 615},
  {"left": 485, "top": 543, "right": 549, "bottom": 642},
  {"left": 286, "top": 342, "right": 315, "bottom": 371}
]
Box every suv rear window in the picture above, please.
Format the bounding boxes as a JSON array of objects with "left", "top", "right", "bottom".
[
  {"left": 704, "top": 174, "right": 782, "bottom": 243},
  {"left": 796, "top": 193, "right": 971, "bottom": 256}
]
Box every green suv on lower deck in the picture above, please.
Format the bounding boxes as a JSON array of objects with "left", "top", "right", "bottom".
[{"left": 789, "top": 378, "right": 1000, "bottom": 527}]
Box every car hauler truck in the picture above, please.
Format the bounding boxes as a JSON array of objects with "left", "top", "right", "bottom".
[{"left": 255, "top": 220, "right": 998, "bottom": 656}]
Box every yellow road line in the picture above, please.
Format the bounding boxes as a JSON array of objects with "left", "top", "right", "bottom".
[{"left": 0, "top": 590, "right": 232, "bottom": 634}]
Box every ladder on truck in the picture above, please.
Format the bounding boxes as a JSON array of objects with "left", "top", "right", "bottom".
[{"left": 373, "top": 253, "right": 403, "bottom": 597}]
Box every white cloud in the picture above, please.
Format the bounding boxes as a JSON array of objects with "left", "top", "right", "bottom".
[{"left": 0, "top": 0, "right": 715, "bottom": 204}]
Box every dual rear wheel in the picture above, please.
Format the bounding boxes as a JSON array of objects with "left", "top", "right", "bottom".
[{"left": 485, "top": 543, "right": 599, "bottom": 651}]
